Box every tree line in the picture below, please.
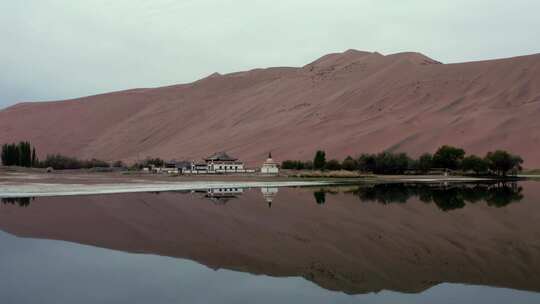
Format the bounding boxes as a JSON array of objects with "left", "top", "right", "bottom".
[
  {"left": 0, "top": 141, "right": 161, "bottom": 171},
  {"left": 1, "top": 142, "right": 38, "bottom": 167},
  {"left": 282, "top": 145, "right": 524, "bottom": 176},
  {"left": 1, "top": 141, "right": 123, "bottom": 170},
  {"left": 39, "top": 154, "right": 112, "bottom": 170}
]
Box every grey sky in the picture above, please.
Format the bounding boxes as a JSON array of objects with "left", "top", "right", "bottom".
[{"left": 1, "top": 0, "right": 539, "bottom": 108}]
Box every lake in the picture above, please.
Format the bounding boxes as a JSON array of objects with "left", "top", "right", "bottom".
[{"left": 1, "top": 181, "right": 539, "bottom": 303}]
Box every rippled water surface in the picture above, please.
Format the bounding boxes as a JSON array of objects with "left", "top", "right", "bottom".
[{"left": 1, "top": 181, "right": 539, "bottom": 303}]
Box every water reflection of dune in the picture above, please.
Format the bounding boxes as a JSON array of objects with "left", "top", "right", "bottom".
[{"left": 0, "top": 182, "right": 539, "bottom": 295}]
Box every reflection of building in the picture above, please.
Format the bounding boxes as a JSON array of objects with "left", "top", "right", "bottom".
[
  {"left": 261, "top": 152, "right": 279, "bottom": 175},
  {"left": 261, "top": 187, "right": 279, "bottom": 207},
  {"left": 205, "top": 187, "right": 244, "bottom": 204}
]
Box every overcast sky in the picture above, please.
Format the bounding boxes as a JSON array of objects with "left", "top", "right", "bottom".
[{"left": 1, "top": 0, "right": 539, "bottom": 108}]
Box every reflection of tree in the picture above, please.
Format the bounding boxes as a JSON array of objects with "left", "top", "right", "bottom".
[
  {"left": 313, "top": 190, "right": 326, "bottom": 205},
  {"left": 459, "top": 186, "right": 487, "bottom": 203},
  {"left": 350, "top": 183, "right": 523, "bottom": 211},
  {"left": 429, "top": 188, "right": 466, "bottom": 211},
  {"left": 485, "top": 183, "right": 524, "bottom": 207},
  {"left": 356, "top": 184, "right": 410, "bottom": 204},
  {"left": 1, "top": 197, "right": 34, "bottom": 207}
]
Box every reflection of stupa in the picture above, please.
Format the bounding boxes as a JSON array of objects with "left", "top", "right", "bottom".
[{"left": 260, "top": 187, "right": 279, "bottom": 207}]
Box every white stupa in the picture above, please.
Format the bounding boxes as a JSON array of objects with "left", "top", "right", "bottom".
[{"left": 260, "top": 152, "right": 279, "bottom": 175}]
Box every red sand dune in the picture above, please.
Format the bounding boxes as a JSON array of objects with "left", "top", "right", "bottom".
[{"left": 1, "top": 50, "right": 540, "bottom": 167}]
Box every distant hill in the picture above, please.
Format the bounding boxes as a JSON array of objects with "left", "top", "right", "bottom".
[{"left": 1, "top": 49, "right": 539, "bottom": 167}]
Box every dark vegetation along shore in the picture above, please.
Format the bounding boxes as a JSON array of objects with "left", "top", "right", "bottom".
[
  {"left": 282, "top": 145, "right": 524, "bottom": 177},
  {"left": 1, "top": 141, "right": 526, "bottom": 179},
  {"left": 1, "top": 142, "right": 122, "bottom": 170}
]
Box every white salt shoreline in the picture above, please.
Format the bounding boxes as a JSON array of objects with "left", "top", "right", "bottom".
[
  {"left": 0, "top": 181, "right": 338, "bottom": 198},
  {"left": 0, "top": 175, "right": 502, "bottom": 198}
]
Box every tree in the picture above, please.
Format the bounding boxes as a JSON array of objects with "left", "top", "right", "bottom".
[
  {"left": 313, "top": 150, "right": 326, "bottom": 170},
  {"left": 313, "top": 190, "right": 326, "bottom": 205},
  {"left": 84, "top": 158, "right": 110, "bottom": 168},
  {"left": 281, "top": 160, "right": 305, "bottom": 170},
  {"left": 144, "top": 157, "right": 165, "bottom": 167},
  {"left": 41, "top": 154, "right": 83, "bottom": 170},
  {"left": 112, "top": 160, "right": 124, "bottom": 168},
  {"left": 485, "top": 150, "right": 523, "bottom": 176},
  {"left": 19, "top": 141, "right": 32, "bottom": 167},
  {"left": 31, "top": 148, "right": 37, "bottom": 167},
  {"left": 432, "top": 145, "right": 465, "bottom": 170},
  {"left": 1, "top": 142, "right": 36, "bottom": 167},
  {"left": 1, "top": 143, "right": 18, "bottom": 166},
  {"left": 417, "top": 153, "right": 433, "bottom": 173},
  {"left": 1, "top": 144, "right": 7, "bottom": 165},
  {"left": 324, "top": 159, "right": 341, "bottom": 171},
  {"left": 373, "top": 152, "right": 410, "bottom": 174},
  {"left": 281, "top": 160, "right": 294, "bottom": 170},
  {"left": 341, "top": 156, "right": 358, "bottom": 171},
  {"left": 358, "top": 154, "right": 377, "bottom": 172},
  {"left": 461, "top": 155, "right": 489, "bottom": 175},
  {"left": 303, "top": 161, "right": 314, "bottom": 170},
  {"left": 393, "top": 153, "right": 410, "bottom": 174},
  {"left": 39, "top": 154, "right": 109, "bottom": 170},
  {"left": 281, "top": 160, "right": 295, "bottom": 169}
]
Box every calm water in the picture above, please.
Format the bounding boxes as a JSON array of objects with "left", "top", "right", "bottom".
[{"left": 1, "top": 181, "right": 540, "bottom": 303}]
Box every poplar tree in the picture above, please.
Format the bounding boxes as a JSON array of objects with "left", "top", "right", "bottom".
[
  {"left": 31, "top": 147, "right": 37, "bottom": 167},
  {"left": 313, "top": 150, "right": 326, "bottom": 170}
]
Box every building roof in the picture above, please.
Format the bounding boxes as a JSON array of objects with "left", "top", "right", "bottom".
[
  {"left": 263, "top": 161, "right": 279, "bottom": 166},
  {"left": 175, "top": 161, "right": 192, "bottom": 168},
  {"left": 263, "top": 152, "right": 278, "bottom": 165},
  {"left": 165, "top": 160, "right": 192, "bottom": 168},
  {"left": 205, "top": 151, "right": 238, "bottom": 161}
]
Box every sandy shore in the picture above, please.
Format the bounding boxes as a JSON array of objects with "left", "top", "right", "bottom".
[
  {"left": 0, "top": 180, "right": 340, "bottom": 198},
  {"left": 0, "top": 169, "right": 497, "bottom": 198}
]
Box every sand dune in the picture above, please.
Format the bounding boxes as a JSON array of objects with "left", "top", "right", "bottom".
[{"left": 1, "top": 50, "right": 539, "bottom": 166}]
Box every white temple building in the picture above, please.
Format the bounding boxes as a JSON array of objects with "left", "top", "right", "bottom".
[
  {"left": 260, "top": 152, "right": 279, "bottom": 175},
  {"left": 185, "top": 152, "right": 249, "bottom": 174},
  {"left": 204, "top": 152, "right": 245, "bottom": 173}
]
